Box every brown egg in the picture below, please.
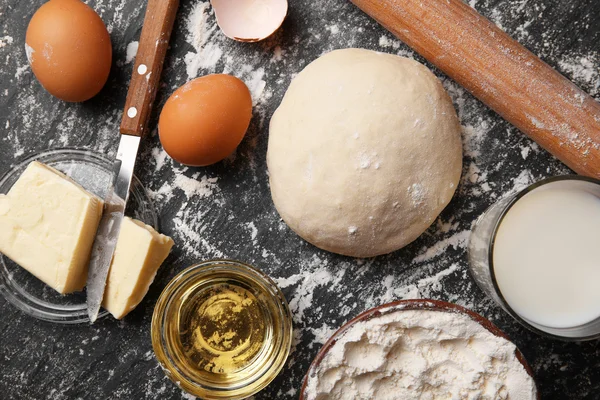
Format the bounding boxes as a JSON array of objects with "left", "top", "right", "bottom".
[
  {"left": 25, "top": 0, "right": 112, "bottom": 102},
  {"left": 159, "top": 75, "right": 253, "bottom": 167}
]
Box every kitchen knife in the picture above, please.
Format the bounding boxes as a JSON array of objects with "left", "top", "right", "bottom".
[{"left": 86, "top": 0, "right": 180, "bottom": 323}]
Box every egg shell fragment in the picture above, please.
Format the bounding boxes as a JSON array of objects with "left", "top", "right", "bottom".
[
  {"left": 25, "top": 0, "right": 112, "bottom": 102},
  {"left": 211, "top": 0, "right": 288, "bottom": 42},
  {"left": 158, "top": 74, "right": 253, "bottom": 167}
]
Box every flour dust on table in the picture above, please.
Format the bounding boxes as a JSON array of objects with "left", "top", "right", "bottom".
[{"left": 1, "top": 0, "right": 599, "bottom": 399}]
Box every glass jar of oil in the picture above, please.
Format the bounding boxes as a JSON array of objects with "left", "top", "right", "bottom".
[{"left": 151, "top": 260, "right": 293, "bottom": 399}]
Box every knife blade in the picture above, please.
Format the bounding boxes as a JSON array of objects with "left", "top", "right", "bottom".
[
  {"left": 85, "top": 0, "right": 180, "bottom": 323},
  {"left": 86, "top": 135, "right": 140, "bottom": 323}
]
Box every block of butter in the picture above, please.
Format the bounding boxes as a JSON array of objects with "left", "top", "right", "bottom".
[
  {"left": 0, "top": 161, "right": 104, "bottom": 294},
  {"left": 0, "top": 161, "right": 175, "bottom": 320},
  {"left": 103, "top": 217, "right": 174, "bottom": 319}
]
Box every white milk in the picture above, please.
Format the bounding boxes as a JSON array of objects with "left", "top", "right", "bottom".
[{"left": 493, "top": 187, "right": 600, "bottom": 328}]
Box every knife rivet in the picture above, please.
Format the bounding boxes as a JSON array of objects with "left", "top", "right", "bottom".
[
  {"left": 127, "top": 107, "right": 138, "bottom": 118},
  {"left": 137, "top": 64, "right": 148, "bottom": 75}
]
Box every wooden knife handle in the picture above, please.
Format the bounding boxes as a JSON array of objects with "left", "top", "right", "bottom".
[
  {"left": 120, "top": 0, "right": 179, "bottom": 137},
  {"left": 351, "top": 0, "right": 600, "bottom": 178}
]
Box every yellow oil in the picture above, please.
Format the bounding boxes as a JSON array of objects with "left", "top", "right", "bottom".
[
  {"left": 177, "top": 281, "right": 269, "bottom": 379},
  {"left": 152, "top": 261, "right": 293, "bottom": 399}
]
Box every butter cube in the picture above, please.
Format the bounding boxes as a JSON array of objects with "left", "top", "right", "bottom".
[
  {"left": 0, "top": 161, "right": 104, "bottom": 294},
  {"left": 103, "top": 217, "right": 174, "bottom": 319}
]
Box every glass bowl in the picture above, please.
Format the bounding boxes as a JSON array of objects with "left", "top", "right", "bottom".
[
  {"left": 468, "top": 176, "right": 600, "bottom": 340},
  {"left": 0, "top": 149, "right": 157, "bottom": 324},
  {"left": 151, "top": 260, "right": 293, "bottom": 400}
]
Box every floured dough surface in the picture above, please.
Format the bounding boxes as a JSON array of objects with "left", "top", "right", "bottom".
[{"left": 267, "top": 48, "right": 462, "bottom": 258}]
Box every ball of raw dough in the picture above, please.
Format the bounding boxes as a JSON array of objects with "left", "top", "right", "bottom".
[{"left": 267, "top": 48, "right": 462, "bottom": 258}]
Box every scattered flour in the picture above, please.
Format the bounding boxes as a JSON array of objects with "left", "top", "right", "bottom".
[
  {"left": 407, "top": 183, "right": 426, "bottom": 206},
  {"left": 0, "top": 35, "right": 13, "bottom": 48},
  {"left": 558, "top": 54, "right": 599, "bottom": 96},
  {"left": 327, "top": 25, "right": 340, "bottom": 35},
  {"left": 151, "top": 147, "right": 169, "bottom": 171},
  {"left": 125, "top": 41, "right": 139, "bottom": 64},
  {"left": 273, "top": 255, "right": 345, "bottom": 324},
  {"left": 273, "top": 274, "right": 303, "bottom": 289},
  {"left": 184, "top": 1, "right": 223, "bottom": 78},
  {"left": 309, "top": 324, "right": 338, "bottom": 346},
  {"left": 173, "top": 204, "right": 225, "bottom": 259},
  {"left": 183, "top": 1, "right": 268, "bottom": 106},
  {"left": 244, "top": 68, "right": 267, "bottom": 105},
  {"left": 147, "top": 169, "right": 220, "bottom": 207},
  {"left": 173, "top": 173, "right": 219, "bottom": 199},
  {"left": 378, "top": 35, "right": 401, "bottom": 49},
  {"left": 180, "top": 391, "right": 197, "bottom": 400},
  {"left": 287, "top": 268, "right": 333, "bottom": 324},
  {"left": 93, "top": 0, "right": 144, "bottom": 34},
  {"left": 0, "top": 0, "right": 593, "bottom": 398},
  {"left": 271, "top": 46, "right": 283, "bottom": 62},
  {"left": 246, "top": 221, "right": 258, "bottom": 243},
  {"left": 377, "top": 264, "right": 461, "bottom": 305},
  {"left": 412, "top": 231, "right": 470, "bottom": 263},
  {"left": 510, "top": 169, "right": 536, "bottom": 193},
  {"left": 14, "top": 64, "right": 29, "bottom": 80}
]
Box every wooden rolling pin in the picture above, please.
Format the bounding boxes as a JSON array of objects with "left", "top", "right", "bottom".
[{"left": 351, "top": 0, "right": 600, "bottom": 178}]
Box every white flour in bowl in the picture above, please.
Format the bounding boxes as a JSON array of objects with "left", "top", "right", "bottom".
[{"left": 304, "top": 308, "right": 537, "bottom": 400}]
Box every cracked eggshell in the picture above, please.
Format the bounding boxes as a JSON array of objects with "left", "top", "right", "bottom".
[{"left": 211, "top": 0, "right": 288, "bottom": 42}]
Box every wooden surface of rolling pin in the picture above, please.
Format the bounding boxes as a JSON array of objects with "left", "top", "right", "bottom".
[{"left": 351, "top": 0, "right": 600, "bottom": 178}]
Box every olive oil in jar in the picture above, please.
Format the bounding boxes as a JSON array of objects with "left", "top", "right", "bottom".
[
  {"left": 152, "top": 260, "right": 292, "bottom": 399},
  {"left": 179, "top": 282, "right": 266, "bottom": 375}
]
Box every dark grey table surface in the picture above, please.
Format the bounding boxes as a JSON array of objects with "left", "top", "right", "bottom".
[{"left": 1, "top": 0, "right": 599, "bottom": 399}]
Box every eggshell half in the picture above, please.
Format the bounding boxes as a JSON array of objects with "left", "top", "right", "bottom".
[{"left": 211, "top": 0, "right": 288, "bottom": 42}]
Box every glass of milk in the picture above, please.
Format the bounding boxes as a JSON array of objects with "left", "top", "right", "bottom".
[{"left": 468, "top": 176, "right": 600, "bottom": 340}]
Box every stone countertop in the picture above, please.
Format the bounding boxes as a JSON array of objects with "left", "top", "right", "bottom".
[{"left": 0, "top": 0, "right": 599, "bottom": 399}]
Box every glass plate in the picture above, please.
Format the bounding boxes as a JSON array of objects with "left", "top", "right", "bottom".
[{"left": 0, "top": 149, "right": 158, "bottom": 324}]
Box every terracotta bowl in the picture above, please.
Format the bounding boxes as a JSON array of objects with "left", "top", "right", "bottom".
[{"left": 299, "top": 299, "right": 539, "bottom": 399}]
